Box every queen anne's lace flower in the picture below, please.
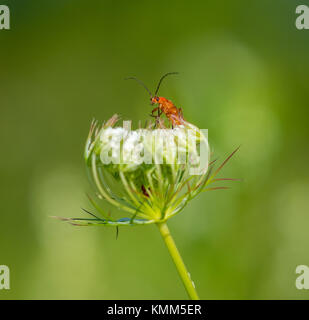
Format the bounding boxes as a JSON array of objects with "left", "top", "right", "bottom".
[
  {"left": 56, "top": 113, "right": 239, "bottom": 300},
  {"left": 60, "top": 114, "right": 238, "bottom": 227}
]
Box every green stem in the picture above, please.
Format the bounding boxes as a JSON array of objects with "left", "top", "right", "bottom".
[{"left": 157, "top": 222, "right": 200, "bottom": 300}]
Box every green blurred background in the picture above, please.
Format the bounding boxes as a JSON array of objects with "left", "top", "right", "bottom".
[{"left": 1, "top": 0, "right": 309, "bottom": 299}]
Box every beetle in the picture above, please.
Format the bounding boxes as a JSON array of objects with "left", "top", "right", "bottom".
[{"left": 125, "top": 72, "right": 185, "bottom": 126}]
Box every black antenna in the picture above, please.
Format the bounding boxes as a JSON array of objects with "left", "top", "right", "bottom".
[
  {"left": 125, "top": 77, "right": 152, "bottom": 97},
  {"left": 155, "top": 72, "right": 179, "bottom": 96}
]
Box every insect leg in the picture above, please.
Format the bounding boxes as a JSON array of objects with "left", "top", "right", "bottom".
[
  {"left": 150, "top": 107, "right": 159, "bottom": 117},
  {"left": 178, "top": 108, "right": 183, "bottom": 117}
]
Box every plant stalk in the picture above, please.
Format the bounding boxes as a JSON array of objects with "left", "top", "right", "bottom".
[{"left": 157, "top": 222, "right": 200, "bottom": 300}]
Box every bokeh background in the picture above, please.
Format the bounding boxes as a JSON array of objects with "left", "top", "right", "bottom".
[{"left": 1, "top": 0, "right": 309, "bottom": 299}]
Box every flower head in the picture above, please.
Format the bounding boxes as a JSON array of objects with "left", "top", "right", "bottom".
[{"left": 58, "top": 115, "right": 238, "bottom": 227}]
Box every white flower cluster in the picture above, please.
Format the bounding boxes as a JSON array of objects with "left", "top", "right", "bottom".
[{"left": 98, "top": 126, "right": 209, "bottom": 175}]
